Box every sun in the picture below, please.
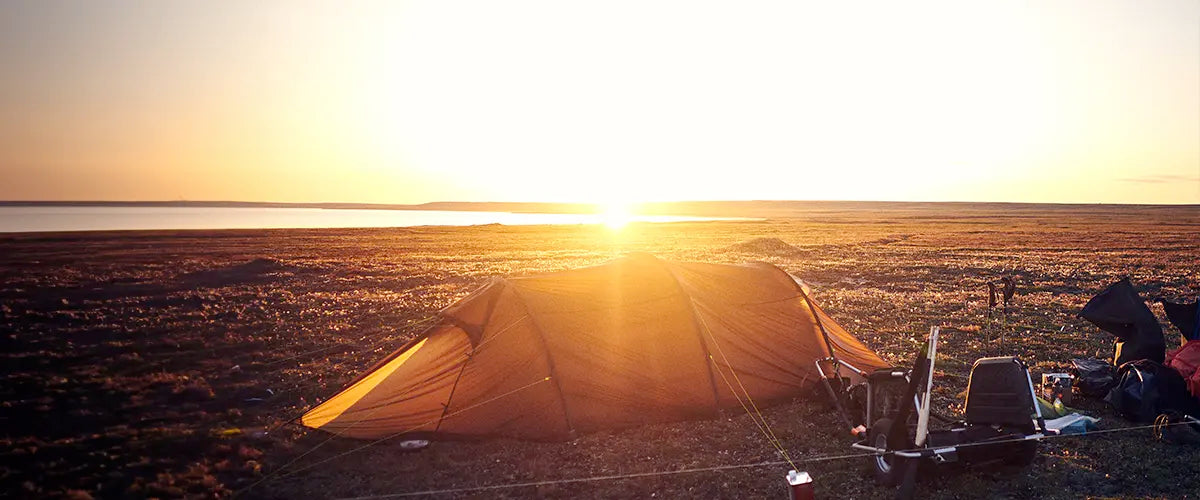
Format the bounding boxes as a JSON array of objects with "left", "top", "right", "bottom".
[{"left": 600, "top": 201, "right": 633, "bottom": 230}]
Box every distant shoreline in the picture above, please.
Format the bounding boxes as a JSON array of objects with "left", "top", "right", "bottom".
[{"left": 1, "top": 199, "right": 1196, "bottom": 219}]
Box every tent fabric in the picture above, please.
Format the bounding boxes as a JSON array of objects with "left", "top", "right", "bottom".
[
  {"left": 1079, "top": 279, "right": 1165, "bottom": 365},
  {"left": 301, "top": 254, "right": 888, "bottom": 441}
]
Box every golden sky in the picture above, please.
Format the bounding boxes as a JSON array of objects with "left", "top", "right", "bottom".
[{"left": 1, "top": 0, "right": 1197, "bottom": 204}]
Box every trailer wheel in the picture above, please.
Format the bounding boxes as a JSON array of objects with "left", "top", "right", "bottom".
[{"left": 867, "top": 418, "right": 902, "bottom": 486}]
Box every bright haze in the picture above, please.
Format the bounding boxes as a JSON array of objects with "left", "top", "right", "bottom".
[{"left": 1, "top": 0, "right": 1197, "bottom": 205}]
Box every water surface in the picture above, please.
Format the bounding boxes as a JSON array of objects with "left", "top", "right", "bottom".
[{"left": 0, "top": 206, "right": 743, "bottom": 233}]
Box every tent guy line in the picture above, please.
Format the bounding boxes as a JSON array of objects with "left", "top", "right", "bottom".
[
  {"left": 706, "top": 350, "right": 796, "bottom": 469},
  {"left": 252, "top": 271, "right": 825, "bottom": 496},
  {"left": 260, "top": 327, "right": 419, "bottom": 368},
  {"left": 243, "top": 323, "right": 445, "bottom": 431},
  {"left": 696, "top": 307, "right": 799, "bottom": 471},
  {"left": 112, "top": 316, "right": 437, "bottom": 378},
  {"left": 269, "top": 256, "right": 1197, "bottom": 498},
  {"left": 273, "top": 255, "right": 887, "bottom": 500},
  {"left": 237, "top": 317, "right": 536, "bottom": 497},
  {"left": 262, "top": 319, "right": 449, "bottom": 403},
  {"left": 258, "top": 316, "right": 444, "bottom": 369},
  {"left": 269, "top": 312, "right": 530, "bottom": 427},
  {"left": 238, "top": 256, "right": 1198, "bottom": 498},
  {"left": 236, "top": 382, "right": 426, "bottom": 498},
  {"left": 265, "top": 377, "right": 553, "bottom": 484},
  {"left": 327, "top": 419, "right": 1200, "bottom": 499},
  {"left": 266, "top": 312, "right": 533, "bottom": 428},
  {"left": 258, "top": 332, "right": 808, "bottom": 497},
  {"left": 334, "top": 460, "right": 799, "bottom": 499}
]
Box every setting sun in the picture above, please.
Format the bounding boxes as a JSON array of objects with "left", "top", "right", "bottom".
[{"left": 600, "top": 202, "right": 634, "bottom": 230}]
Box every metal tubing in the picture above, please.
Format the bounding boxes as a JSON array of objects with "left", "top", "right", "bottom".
[{"left": 914, "top": 326, "right": 939, "bottom": 447}]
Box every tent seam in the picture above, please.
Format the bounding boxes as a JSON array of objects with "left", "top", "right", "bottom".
[
  {"left": 655, "top": 258, "right": 725, "bottom": 415},
  {"left": 760, "top": 263, "right": 839, "bottom": 358},
  {"left": 508, "top": 282, "right": 577, "bottom": 437},
  {"left": 434, "top": 283, "right": 504, "bottom": 431}
]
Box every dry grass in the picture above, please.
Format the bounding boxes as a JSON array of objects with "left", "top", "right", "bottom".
[{"left": 1, "top": 204, "right": 1198, "bottom": 499}]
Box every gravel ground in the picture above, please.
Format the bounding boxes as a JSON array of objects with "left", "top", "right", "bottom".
[{"left": 2, "top": 204, "right": 1198, "bottom": 499}]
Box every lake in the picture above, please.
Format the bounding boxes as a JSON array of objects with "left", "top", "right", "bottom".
[{"left": 0, "top": 206, "right": 744, "bottom": 233}]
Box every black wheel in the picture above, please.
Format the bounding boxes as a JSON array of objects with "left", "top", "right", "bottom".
[
  {"left": 867, "top": 418, "right": 902, "bottom": 486},
  {"left": 1002, "top": 439, "right": 1037, "bottom": 466}
]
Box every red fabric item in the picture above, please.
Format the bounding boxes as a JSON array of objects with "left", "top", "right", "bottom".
[{"left": 1165, "top": 342, "right": 1200, "bottom": 398}]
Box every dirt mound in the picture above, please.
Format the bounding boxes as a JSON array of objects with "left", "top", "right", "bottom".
[
  {"left": 868, "top": 234, "right": 913, "bottom": 245},
  {"left": 725, "top": 237, "right": 800, "bottom": 255}
]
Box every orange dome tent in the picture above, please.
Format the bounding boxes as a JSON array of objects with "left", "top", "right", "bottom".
[{"left": 302, "top": 254, "right": 887, "bottom": 440}]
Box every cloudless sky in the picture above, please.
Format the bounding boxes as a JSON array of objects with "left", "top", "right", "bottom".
[{"left": 1, "top": 0, "right": 1197, "bottom": 204}]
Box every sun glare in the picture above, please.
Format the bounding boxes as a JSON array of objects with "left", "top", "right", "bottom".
[{"left": 600, "top": 202, "right": 633, "bottom": 230}]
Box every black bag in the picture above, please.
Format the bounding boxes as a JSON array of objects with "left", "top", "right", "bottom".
[
  {"left": 1072, "top": 358, "right": 1115, "bottom": 398},
  {"left": 1105, "top": 360, "right": 1200, "bottom": 422}
]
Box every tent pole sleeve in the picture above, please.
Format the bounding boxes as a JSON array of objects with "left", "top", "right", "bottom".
[
  {"left": 448, "top": 278, "right": 505, "bottom": 346},
  {"left": 435, "top": 282, "right": 503, "bottom": 432},
  {"left": 688, "top": 304, "right": 725, "bottom": 414},
  {"left": 510, "top": 285, "right": 577, "bottom": 436},
  {"left": 759, "top": 263, "right": 840, "bottom": 359},
  {"left": 798, "top": 288, "right": 838, "bottom": 360},
  {"left": 782, "top": 269, "right": 860, "bottom": 430},
  {"left": 660, "top": 265, "right": 724, "bottom": 414}
]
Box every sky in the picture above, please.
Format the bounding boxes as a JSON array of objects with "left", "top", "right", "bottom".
[{"left": 1, "top": 0, "right": 1197, "bottom": 205}]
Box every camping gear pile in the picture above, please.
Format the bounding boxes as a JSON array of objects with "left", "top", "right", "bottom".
[
  {"left": 822, "top": 327, "right": 1051, "bottom": 498},
  {"left": 1077, "top": 279, "right": 1200, "bottom": 423},
  {"left": 1041, "top": 373, "right": 1073, "bottom": 405}
]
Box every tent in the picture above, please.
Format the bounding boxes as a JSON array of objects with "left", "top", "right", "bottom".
[
  {"left": 301, "top": 254, "right": 888, "bottom": 440},
  {"left": 1079, "top": 278, "right": 1165, "bottom": 366}
]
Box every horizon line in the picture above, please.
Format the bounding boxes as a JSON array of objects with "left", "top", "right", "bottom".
[{"left": 1, "top": 199, "right": 1198, "bottom": 208}]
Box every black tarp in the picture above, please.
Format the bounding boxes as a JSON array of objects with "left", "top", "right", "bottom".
[
  {"left": 1162, "top": 300, "right": 1200, "bottom": 343},
  {"left": 1079, "top": 279, "right": 1165, "bottom": 365}
]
